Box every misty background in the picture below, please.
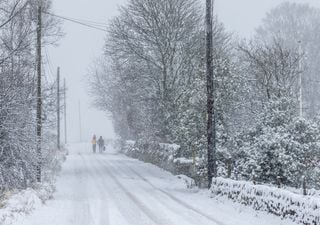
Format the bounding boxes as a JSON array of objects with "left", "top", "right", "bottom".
[{"left": 47, "top": 0, "right": 320, "bottom": 143}]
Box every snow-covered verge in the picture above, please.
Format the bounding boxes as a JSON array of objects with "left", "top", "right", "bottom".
[
  {"left": 0, "top": 183, "right": 55, "bottom": 225},
  {"left": 284, "top": 186, "right": 320, "bottom": 198},
  {"left": 122, "top": 140, "right": 194, "bottom": 177},
  {"left": 0, "top": 146, "right": 67, "bottom": 225},
  {"left": 210, "top": 177, "right": 320, "bottom": 225}
]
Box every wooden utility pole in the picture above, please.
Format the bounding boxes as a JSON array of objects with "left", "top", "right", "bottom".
[
  {"left": 206, "top": 0, "right": 217, "bottom": 188},
  {"left": 64, "top": 78, "right": 67, "bottom": 144},
  {"left": 36, "top": 1, "right": 42, "bottom": 182},
  {"left": 78, "top": 101, "right": 82, "bottom": 142},
  {"left": 298, "top": 40, "right": 303, "bottom": 118},
  {"left": 57, "top": 67, "right": 60, "bottom": 150}
]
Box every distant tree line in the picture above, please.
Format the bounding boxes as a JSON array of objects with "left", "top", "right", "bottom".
[
  {"left": 90, "top": 1, "right": 320, "bottom": 189},
  {"left": 0, "top": 0, "right": 61, "bottom": 191}
]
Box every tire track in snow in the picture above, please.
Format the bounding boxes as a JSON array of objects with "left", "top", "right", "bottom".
[
  {"left": 70, "top": 153, "right": 94, "bottom": 225},
  {"left": 95, "top": 157, "right": 174, "bottom": 225},
  {"left": 81, "top": 153, "right": 152, "bottom": 225},
  {"left": 78, "top": 153, "right": 111, "bottom": 225},
  {"left": 116, "top": 158, "right": 226, "bottom": 225},
  {"left": 107, "top": 159, "right": 217, "bottom": 225}
]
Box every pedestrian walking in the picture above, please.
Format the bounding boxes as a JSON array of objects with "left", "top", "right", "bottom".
[
  {"left": 98, "top": 136, "right": 105, "bottom": 153},
  {"left": 92, "top": 135, "right": 97, "bottom": 153}
]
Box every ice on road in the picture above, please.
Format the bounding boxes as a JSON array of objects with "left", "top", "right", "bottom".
[{"left": 15, "top": 143, "right": 294, "bottom": 225}]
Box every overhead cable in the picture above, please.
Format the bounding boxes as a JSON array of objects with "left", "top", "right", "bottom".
[{"left": 43, "top": 11, "right": 108, "bottom": 32}]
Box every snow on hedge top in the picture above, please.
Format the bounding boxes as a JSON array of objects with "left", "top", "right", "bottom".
[
  {"left": 173, "top": 157, "right": 193, "bottom": 164},
  {"left": 159, "top": 143, "right": 180, "bottom": 151},
  {"left": 211, "top": 177, "right": 320, "bottom": 225},
  {"left": 126, "top": 140, "right": 136, "bottom": 146}
]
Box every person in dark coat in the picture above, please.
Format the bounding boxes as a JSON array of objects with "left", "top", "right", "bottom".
[{"left": 98, "top": 136, "right": 105, "bottom": 153}]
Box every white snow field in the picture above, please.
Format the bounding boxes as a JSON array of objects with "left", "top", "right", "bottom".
[{"left": 13, "top": 143, "right": 296, "bottom": 225}]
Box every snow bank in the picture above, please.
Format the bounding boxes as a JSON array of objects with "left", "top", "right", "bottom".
[
  {"left": 210, "top": 177, "right": 320, "bottom": 225},
  {"left": 0, "top": 183, "right": 55, "bottom": 225},
  {"left": 0, "top": 144, "right": 67, "bottom": 225}
]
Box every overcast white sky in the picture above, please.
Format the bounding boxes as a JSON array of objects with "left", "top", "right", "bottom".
[{"left": 48, "top": 0, "right": 320, "bottom": 143}]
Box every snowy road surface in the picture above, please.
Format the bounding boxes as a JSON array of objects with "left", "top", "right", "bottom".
[{"left": 15, "top": 143, "right": 295, "bottom": 225}]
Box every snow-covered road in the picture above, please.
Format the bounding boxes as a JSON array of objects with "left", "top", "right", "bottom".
[{"left": 15, "top": 143, "right": 295, "bottom": 225}]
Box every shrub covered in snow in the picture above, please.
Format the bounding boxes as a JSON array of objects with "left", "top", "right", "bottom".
[
  {"left": 0, "top": 183, "right": 56, "bottom": 225},
  {"left": 0, "top": 140, "right": 67, "bottom": 225},
  {"left": 176, "top": 175, "right": 196, "bottom": 189},
  {"left": 211, "top": 177, "right": 320, "bottom": 225},
  {"left": 123, "top": 140, "right": 196, "bottom": 177},
  {"left": 234, "top": 98, "right": 320, "bottom": 189}
]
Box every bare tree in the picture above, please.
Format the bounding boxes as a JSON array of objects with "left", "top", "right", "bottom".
[
  {"left": 239, "top": 39, "right": 302, "bottom": 105},
  {"left": 105, "top": 0, "right": 203, "bottom": 141},
  {"left": 255, "top": 2, "right": 320, "bottom": 118}
]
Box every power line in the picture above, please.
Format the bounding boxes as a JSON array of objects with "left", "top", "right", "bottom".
[
  {"left": 54, "top": 13, "right": 108, "bottom": 27},
  {"left": 59, "top": 16, "right": 108, "bottom": 27},
  {"left": 44, "top": 48, "right": 55, "bottom": 83},
  {"left": 44, "top": 11, "right": 107, "bottom": 32},
  {"left": 42, "top": 11, "right": 108, "bottom": 32}
]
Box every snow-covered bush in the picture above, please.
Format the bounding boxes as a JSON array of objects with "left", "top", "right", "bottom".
[
  {"left": 0, "top": 140, "right": 67, "bottom": 225},
  {"left": 211, "top": 177, "right": 320, "bottom": 225},
  {"left": 123, "top": 140, "right": 196, "bottom": 176},
  {"left": 176, "top": 175, "right": 196, "bottom": 189},
  {"left": 0, "top": 184, "right": 56, "bottom": 225},
  {"left": 41, "top": 132, "right": 68, "bottom": 184},
  {"left": 235, "top": 98, "right": 320, "bottom": 188}
]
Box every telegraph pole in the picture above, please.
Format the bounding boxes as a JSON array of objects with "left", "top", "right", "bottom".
[
  {"left": 57, "top": 67, "right": 60, "bottom": 150},
  {"left": 64, "top": 78, "right": 67, "bottom": 144},
  {"left": 206, "top": 0, "right": 217, "bottom": 188},
  {"left": 36, "top": 1, "right": 42, "bottom": 182},
  {"left": 298, "top": 40, "right": 303, "bottom": 118},
  {"left": 79, "top": 101, "right": 82, "bottom": 143}
]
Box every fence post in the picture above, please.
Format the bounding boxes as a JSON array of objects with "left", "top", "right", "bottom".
[
  {"left": 252, "top": 171, "right": 256, "bottom": 185},
  {"left": 227, "top": 157, "right": 232, "bottom": 178},
  {"left": 302, "top": 176, "right": 307, "bottom": 196},
  {"left": 277, "top": 176, "right": 282, "bottom": 188}
]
